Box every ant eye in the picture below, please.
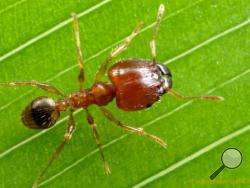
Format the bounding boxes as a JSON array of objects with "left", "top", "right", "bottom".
[
  {"left": 156, "top": 64, "right": 172, "bottom": 77},
  {"left": 22, "top": 97, "right": 60, "bottom": 129},
  {"left": 158, "top": 87, "right": 165, "bottom": 96},
  {"left": 161, "top": 77, "right": 172, "bottom": 89}
]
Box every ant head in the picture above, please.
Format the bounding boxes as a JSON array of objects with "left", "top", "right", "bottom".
[
  {"left": 156, "top": 64, "right": 172, "bottom": 95},
  {"left": 22, "top": 97, "right": 60, "bottom": 129}
]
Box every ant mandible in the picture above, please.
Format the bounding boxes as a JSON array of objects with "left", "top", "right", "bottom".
[{"left": 0, "top": 4, "right": 223, "bottom": 187}]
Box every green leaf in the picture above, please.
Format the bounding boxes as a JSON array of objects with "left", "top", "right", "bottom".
[{"left": 0, "top": 0, "right": 249, "bottom": 187}]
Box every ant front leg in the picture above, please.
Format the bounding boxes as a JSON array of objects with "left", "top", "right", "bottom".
[
  {"left": 100, "top": 107, "right": 167, "bottom": 148},
  {"left": 167, "top": 89, "right": 224, "bottom": 101},
  {"left": 95, "top": 21, "right": 143, "bottom": 82},
  {"left": 32, "top": 109, "right": 76, "bottom": 188},
  {"left": 72, "top": 13, "right": 85, "bottom": 91},
  {"left": 0, "top": 81, "right": 65, "bottom": 97},
  {"left": 85, "top": 109, "right": 111, "bottom": 175},
  {"left": 150, "top": 4, "right": 165, "bottom": 64}
]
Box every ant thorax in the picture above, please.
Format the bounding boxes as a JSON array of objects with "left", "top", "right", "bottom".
[{"left": 67, "top": 83, "right": 115, "bottom": 108}]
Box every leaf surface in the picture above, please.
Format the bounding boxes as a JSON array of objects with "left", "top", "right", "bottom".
[{"left": 0, "top": 0, "right": 249, "bottom": 187}]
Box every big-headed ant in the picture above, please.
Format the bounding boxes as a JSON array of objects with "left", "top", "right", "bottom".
[{"left": 0, "top": 4, "right": 223, "bottom": 187}]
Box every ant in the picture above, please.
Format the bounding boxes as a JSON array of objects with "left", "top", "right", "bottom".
[{"left": 0, "top": 4, "right": 223, "bottom": 188}]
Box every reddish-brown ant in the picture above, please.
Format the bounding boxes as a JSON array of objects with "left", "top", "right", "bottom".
[{"left": 0, "top": 4, "right": 223, "bottom": 187}]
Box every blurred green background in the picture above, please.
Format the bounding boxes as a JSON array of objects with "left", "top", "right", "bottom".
[{"left": 0, "top": 0, "right": 249, "bottom": 187}]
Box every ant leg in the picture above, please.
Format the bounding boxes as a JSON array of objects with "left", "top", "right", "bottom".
[
  {"left": 167, "top": 89, "right": 224, "bottom": 101},
  {"left": 0, "top": 81, "right": 65, "bottom": 97},
  {"left": 72, "top": 13, "right": 85, "bottom": 91},
  {"left": 95, "top": 21, "right": 143, "bottom": 82},
  {"left": 100, "top": 107, "right": 167, "bottom": 148},
  {"left": 32, "top": 109, "right": 76, "bottom": 188},
  {"left": 85, "top": 109, "right": 111, "bottom": 175},
  {"left": 150, "top": 4, "right": 165, "bottom": 64}
]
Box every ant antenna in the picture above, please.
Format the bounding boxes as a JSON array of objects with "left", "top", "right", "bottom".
[
  {"left": 151, "top": 4, "right": 165, "bottom": 64},
  {"left": 167, "top": 89, "right": 224, "bottom": 101}
]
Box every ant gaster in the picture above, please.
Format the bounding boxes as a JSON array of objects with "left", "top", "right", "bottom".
[{"left": 0, "top": 4, "right": 223, "bottom": 187}]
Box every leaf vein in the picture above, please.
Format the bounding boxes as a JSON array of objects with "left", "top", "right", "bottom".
[
  {"left": 132, "top": 123, "right": 250, "bottom": 188},
  {"left": 0, "top": 0, "right": 112, "bottom": 62},
  {"left": 0, "top": 0, "right": 28, "bottom": 15}
]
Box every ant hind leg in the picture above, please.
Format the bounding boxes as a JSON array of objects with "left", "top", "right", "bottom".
[
  {"left": 100, "top": 107, "right": 167, "bottom": 148},
  {"left": 72, "top": 13, "right": 85, "bottom": 91},
  {"left": 0, "top": 81, "right": 65, "bottom": 97},
  {"left": 85, "top": 109, "right": 111, "bottom": 175},
  {"left": 32, "top": 109, "right": 76, "bottom": 188}
]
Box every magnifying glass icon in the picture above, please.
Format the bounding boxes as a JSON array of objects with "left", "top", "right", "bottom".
[{"left": 210, "top": 148, "right": 242, "bottom": 180}]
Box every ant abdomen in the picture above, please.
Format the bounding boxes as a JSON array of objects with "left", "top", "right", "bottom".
[{"left": 22, "top": 97, "right": 60, "bottom": 129}]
